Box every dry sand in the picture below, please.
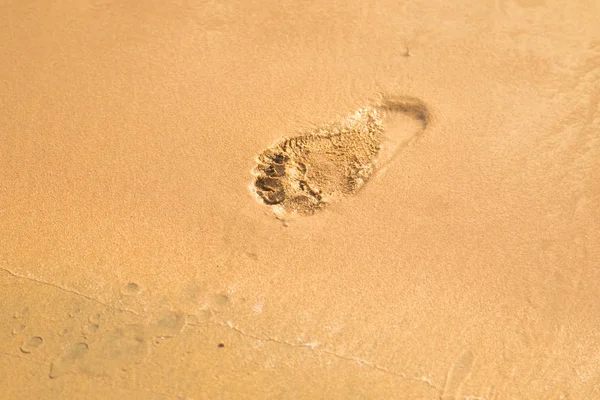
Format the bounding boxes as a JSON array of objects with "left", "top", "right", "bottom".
[{"left": 1, "top": 0, "right": 599, "bottom": 399}]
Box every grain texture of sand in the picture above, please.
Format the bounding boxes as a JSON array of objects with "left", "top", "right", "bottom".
[{"left": 1, "top": 0, "right": 599, "bottom": 398}]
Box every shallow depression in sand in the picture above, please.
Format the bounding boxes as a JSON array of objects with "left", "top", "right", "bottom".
[{"left": 251, "top": 96, "right": 430, "bottom": 216}]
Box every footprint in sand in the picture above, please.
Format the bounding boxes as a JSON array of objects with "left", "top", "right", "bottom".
[{"left": 251, "top": 96, "right": 430, "bottom": 215}]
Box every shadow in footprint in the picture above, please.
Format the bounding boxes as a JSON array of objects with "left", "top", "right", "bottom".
[{"left": 251, "top": 95, "right": 430, "bottom": 216}]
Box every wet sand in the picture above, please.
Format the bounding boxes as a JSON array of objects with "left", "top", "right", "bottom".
[{"left": 1, "top": 0, "right": 599, "bottom": 398}]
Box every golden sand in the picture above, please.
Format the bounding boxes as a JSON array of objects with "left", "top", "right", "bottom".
[{"left": 1, "top": 0, "right": 599, "bottom": 398}]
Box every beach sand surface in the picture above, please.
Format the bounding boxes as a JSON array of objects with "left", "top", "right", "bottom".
[{"left": 1, "top": 0, "right": 599, "bottom": 398}]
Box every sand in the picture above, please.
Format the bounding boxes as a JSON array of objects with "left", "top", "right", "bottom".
[{"left": 1, "top": 0, "right": 599, "bottom": 399}]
